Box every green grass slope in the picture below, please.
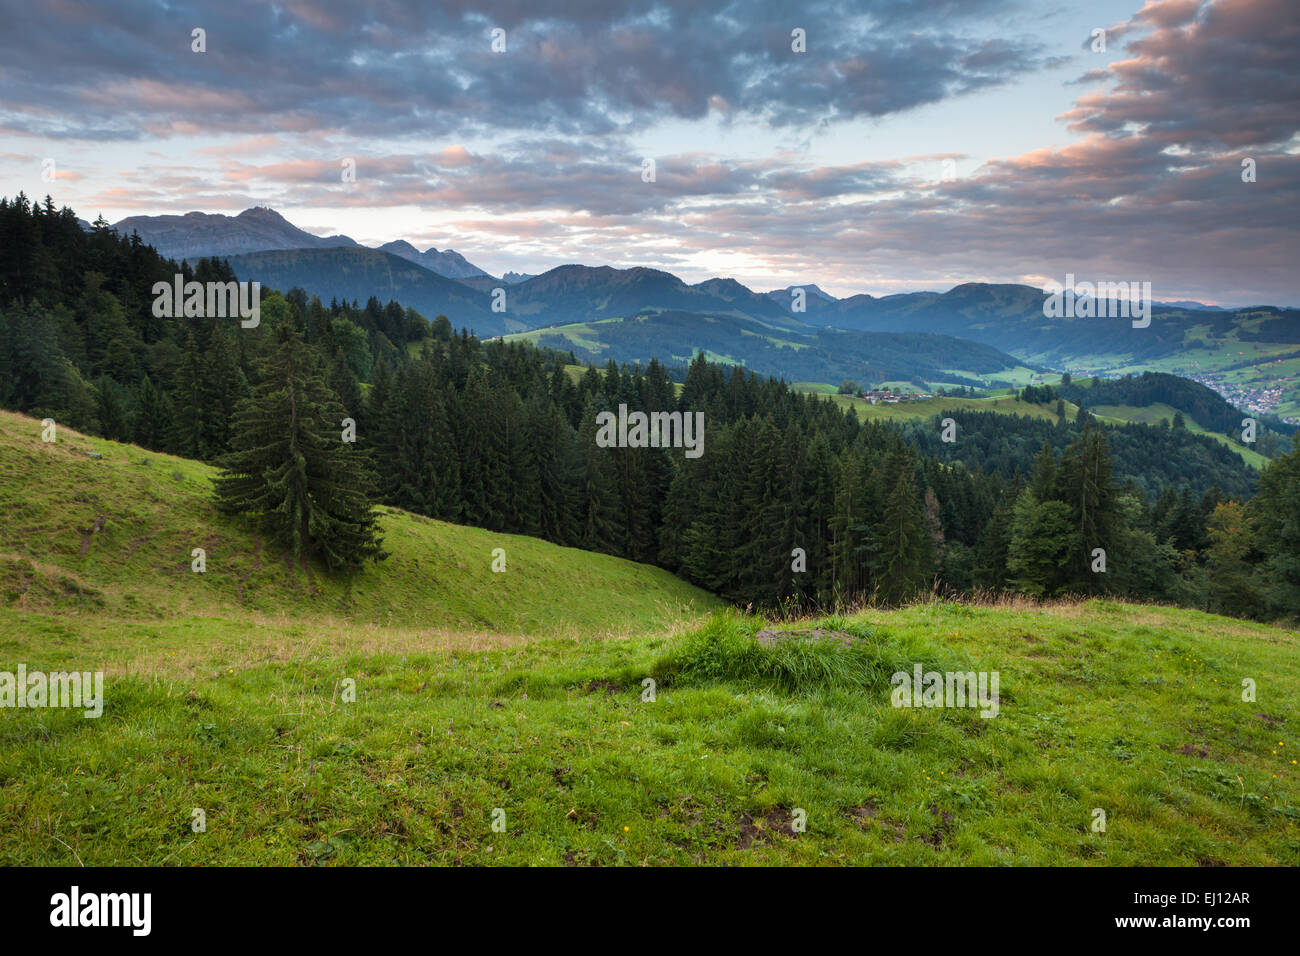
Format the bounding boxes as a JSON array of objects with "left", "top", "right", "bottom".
[
  {"left": 2, "top": 409, "right": 1295, "bottom": 866},
  {"left": 502, "top": 312, "right": 1024, "bottom": 391},
  {"left": 1090, "top": 403, "right": 1271, "bottom": 469},
  {"left": 797, "top": 389, "right": 1076, "bottom": 425},
  {"left": 0, "top": 409, "right": 719, "bottom": 658},
  {"left": 791, "top": 381, "right": 1270, "bottom": 469},
  {"left": 0, "top": 600, "right": 1295, "bottom": 865}
]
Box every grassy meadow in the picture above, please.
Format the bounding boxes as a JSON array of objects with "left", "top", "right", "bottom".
[
  {"left": 1, "top": 599, "right": 1296, "bottom": 865},
  {"left": 1, "top": 409, "right": 1296, "bottom": 866}
]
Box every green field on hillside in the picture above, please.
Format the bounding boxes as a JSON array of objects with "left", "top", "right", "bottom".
[
  {"left": 1090, "top": 404, "right": 1271, "bottom": 469},
  {"left": 1, "top": 597, "right": 1295, "bottom": 865},
  {"left": 935, "top": 365, "right": 1046, "bottom": 388},
  {"left": 504, "top": 318, "right": 626, "bottom": 354},
  {"left": 790, "top": 387, "right": 1079, "bottom": 424},
  {"left": 785, "top": 383, "right": 1270, "bottom": 469},
  {"left": 1059, "top": 340, "right": 1300, "bottom": 423},
  {"left": 0, "top": 410, "right": 718, "bottom": 644},
  {"left": 2, "top": 410, "right": 1295, "bottom": 866}
]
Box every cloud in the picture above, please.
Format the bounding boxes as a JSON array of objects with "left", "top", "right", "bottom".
[
  {"left": 6, "top": 0, "right": 1298, "bottom": 305},
  {"left": 1063, "top": 0, "right": 1300, "bottom": 149},
  {"left": 0, "top": 0, "right": 1056, "bottom": 140}
]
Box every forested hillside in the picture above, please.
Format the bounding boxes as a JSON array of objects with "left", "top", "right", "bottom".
[
  {"left": 902, "top": 409, "right": 1257, "bottom": 500},
  {"left": 224, "top": 247, "right": 509, "bottom": 336},
  {"left": 1056, "top": 370, "right": 1296, "bottom": 438},
  {"left": 2, "top": 194, "right": 1296, "bottom": 620},
  {"left": 518, "top": 310, "right": 1023, "bottom": 388}
]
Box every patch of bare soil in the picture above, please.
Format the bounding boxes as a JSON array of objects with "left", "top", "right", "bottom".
[
  {"left": 736, "top": 806, "right": 797, "bottom": 849},
  {"left": 76, "top": 515, "right": 106, "bottom": 557}
]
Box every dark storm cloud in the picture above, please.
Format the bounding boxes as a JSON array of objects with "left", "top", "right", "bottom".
[{"left": 0, "top": 0, "right": 1054, "bottom": 140}]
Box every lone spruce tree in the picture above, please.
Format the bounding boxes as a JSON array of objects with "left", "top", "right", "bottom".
[{"left": 214, "top": 323, "right": 386, "bottom": 571}]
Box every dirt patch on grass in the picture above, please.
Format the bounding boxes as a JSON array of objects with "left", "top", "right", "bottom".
[
  {"left": 122, "top": 529, "right": 160, "bottom": 563},
  {"left": 76, "top": 515, "right": 107, "bottom": 557},
  {"left": 736, "top": 806, "right": 797, "bottom": 849},
  {"left": 921, "top": 804, "right": 955, "bottom": 848},
  {"left": 565, "top": 806, "right": 599, "bottom": 829},
  {"left": 849, "top": 803, "right": 906, "bottom": 842}
]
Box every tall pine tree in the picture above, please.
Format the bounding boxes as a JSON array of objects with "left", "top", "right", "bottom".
[{"left": 214, "top": 324, "right": 385, "bottom": 571}]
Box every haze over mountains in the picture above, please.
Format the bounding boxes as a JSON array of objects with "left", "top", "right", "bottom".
[
  {"left": 376, "top": 239, "right": 490, "bottom": 280},
  {"left": 110, "top": 206, "right": 1300, "bottom": 421},
  {"left": 113, "top": 206, "right": 498, "bottom": 280}
]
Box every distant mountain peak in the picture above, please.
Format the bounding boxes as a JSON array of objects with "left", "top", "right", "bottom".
[
  {"left": 237, "top": 205, "right": 289, "bottom": 222},
  {"left": 764, "top": 283, "right": 838, "bottom": 312},
  {"left": 695, "top": 277, "right": 749, "bottom": 292},
  {"left": 379, "top": 239, "right": 490, "bottom": 279},
  {"left": 111, "top": 206, "right": 357, "bottom": 262},
  {"left": 107, "top": 207, "right": 493, "bottom": 280}
]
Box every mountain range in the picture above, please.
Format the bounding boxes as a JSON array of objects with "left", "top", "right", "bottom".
[
  {"left": 113, "top": 206, "right": 360, "bottom": 261},
  {"left": 377, "top": 239, "right": 490, "bottom": 279},
  {"left": 108, "top": 207, "right": 1300, "bottom": 422},
  {"left": 112, "top": 206, "right": 504, "bottom": 282}
]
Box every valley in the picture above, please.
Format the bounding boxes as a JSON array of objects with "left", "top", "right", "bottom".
[{"left": 104, "top": 207, "right": 1300, "bottom": 425}]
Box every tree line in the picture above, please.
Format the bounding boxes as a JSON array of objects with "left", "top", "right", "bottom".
[{"left": 1, "top": 194, "right": 1295, "bottom": 619}]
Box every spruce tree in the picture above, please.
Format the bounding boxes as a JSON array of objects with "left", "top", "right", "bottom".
[
  {"left": 213, "top": 323, "right": 385, "bottom": 571},
  {"left": 874, "top": 446, "right": 934, "bottom": 602},
  {"left": 1006, "top": 489, "right": 1079, "bottom": 597},
  {"left": 133, "top": 372, "right": 172, "bottom": 450},
  {"left": 1248, "top": 436, "right": 1300, "bottom": 616},
  {"left": 171, "top": 329, "right": 215, "bottom": 460},
  {"left": 1058, "top": 421, "right": 1119, "bottom": 588},
  {"left": 94, "top": 375, "right": 130, "bottom": 440},
  {"left": 575, "top": 398, "right": 625, "bottom": 556},
  {"left": 527, "top": 396, "right": 576, "bottom": 544}
]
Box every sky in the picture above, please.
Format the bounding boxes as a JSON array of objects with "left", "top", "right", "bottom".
[{"left": 0, "top": 0, "right": 1296, "bottom": 305}]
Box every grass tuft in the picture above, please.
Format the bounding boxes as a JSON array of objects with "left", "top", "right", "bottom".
[{"left": 654, "top": 610, "right": 952, "bottom": 694}]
